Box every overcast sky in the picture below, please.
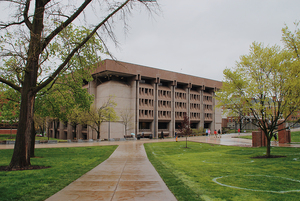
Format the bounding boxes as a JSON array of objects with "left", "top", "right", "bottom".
[{"left": 102, "top": 0, "right": 300, "bottom": 82}]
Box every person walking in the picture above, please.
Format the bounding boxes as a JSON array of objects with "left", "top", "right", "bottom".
[
  {"left": 208, "top": 129, "right": 211, "bottom": 136},
  {"left": 274, "top": 133, "right": 278, "bottom": 144},
  {"left": 218, "top": 129, "right": 221, "bottom": 138},
  {"left": 214, "top": 130, "right": 217, "bottom": 138},
  {"left": 161, "top": 131, "right": 164, "bottom": 139},
  {"left": 205, "top": 129, "right": 208, "bottom": 136}
]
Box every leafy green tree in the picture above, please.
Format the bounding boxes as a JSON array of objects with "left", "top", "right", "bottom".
[
  {"left": 67, "top": 105, "right": 88, "bottom": 140},
  {"left": 0, "top": 0, "right": 156, "bottom": 169},
  {"left": 33, "top": 113, "right": 46, "bottom": 137},
  {"left": 0, "top": 0, "right": 157, "bottom": 169},
  {"left": 85, "top": 97, "right": 118, "bottom": 140},
  {"left": 217, "top": 41, "right": 300, "bottom": 157}
]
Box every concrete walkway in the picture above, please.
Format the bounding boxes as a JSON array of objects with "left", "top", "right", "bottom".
[{"left": 45, "top": 141, "right": 177, "bottom": 201}]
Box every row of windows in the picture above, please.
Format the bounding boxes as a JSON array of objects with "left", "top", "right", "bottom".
[
  {"left": 139, "top": 98, "right": 154, "bottom": 107},
  {"left": 158, "top": 100, "right": 171, "bottom": 108},
  {"left": 158, "top": 111, "right": 171, "bottom": 118},
  {"left": 139, "top": 100, "right": 211, "bottom": 111},
  {"left": 190, "top": 94, "right": 200, "bottom": 101},
  {"left": 190, "top": 112, "right": 201, "bottom": 119},
  {"left": 175, "top": 112, "right": 186, "bottom": 119},
  {"left": 139, "top": 110, "right": 154, "bottom": 118},
  {"left": 190, "top": 103, "right": 200, "bottom": 110},
  {"left": 205, "top": 113, "right": 213, "bottom": 119},
  {"left": 204, "top": 104, "right": 213, "bottom": 111},
  {"left": 139, "top": 88, "right": 213, "bottom": 103},
  {"left": 139, "top": 87, "right": 154, "bottom": 96},
  {"left": 158, "top": 90, "right": 171, "bottom": 98},
  {"left": 175, "top": 102, "right": 187, "bottom": 109},
  {"left": 204, "top": 96, "right": 213, "bottom": 102},
  {"left": 175, "top": 92, "right": 187, "bottom": 100},
  {"left": 138, "top": 112, "right": 213, "bottom": 121}
]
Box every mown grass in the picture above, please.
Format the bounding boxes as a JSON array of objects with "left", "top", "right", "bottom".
[
  {"left": 145, "top": 141, "right": 300, "bottom": 201},
  {"left": 0, "top": 134, "right": 67, "bottom": 142},
  {"left": 0, "top": 145, "right": 117, "bottom": 201},
  {"left": 237, "top": 131, "right": 300, "bottom": 142}
]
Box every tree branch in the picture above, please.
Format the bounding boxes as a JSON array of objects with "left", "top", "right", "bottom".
[
  {"left": 23, "top": 0, "right": 32, "bottom": 30},
  {"left": 36, "top": 0, "right": 131, "bottom": 93},
  {"left": 0, "top": 77, "right": 21, "bottom": 92},
  {"left": 41, "top": 0, "right": 93, "bottom": 52}
]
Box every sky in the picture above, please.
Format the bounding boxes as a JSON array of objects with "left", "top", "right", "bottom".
[{"left": 101, "top": 0, "right": 300, "bottom": 82}]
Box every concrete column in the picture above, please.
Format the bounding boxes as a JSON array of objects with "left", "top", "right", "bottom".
[
  {"left": 199, "top": 88, "right": 204, "bottom": 129},
  {"left": 59, "top": 120, "right": 64, "bottom": 139},
  {"left": 77, "top": 124, "right": 83, "bottom": 139},
  {"left": 170, "top": 83, "right": 176, "bottom": 137},
  {"left": 67, "top": 122, "right": 73, "bottom": 140},
  {"left": 88, "top": 79, "right": 97, "bottom": 139},
  {"left": 135, "top": 79, "right": 140, "bottom": 136},
  {"left": 154, "top": 82, "right": 158, "bottom": 138},
  {"left": 211, "top": 91, "right": 216, "bottom": 132},
  {"left": 186, "top": 84, "right": 191, "bottom": 120}
]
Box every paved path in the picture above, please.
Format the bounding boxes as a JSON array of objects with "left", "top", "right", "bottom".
[{"left": 45, "top": 141, "right": 177, "bottom": 201}]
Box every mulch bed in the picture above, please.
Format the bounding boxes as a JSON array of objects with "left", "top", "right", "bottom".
[
  {"left": 0, "top": 165, "right": 51, "bottom": 171},
  {"left": 251, "top": 155, "right": 286, "bottom": 159}
]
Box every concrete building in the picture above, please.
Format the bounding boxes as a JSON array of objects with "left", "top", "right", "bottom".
[{"left": 49, "top": 59, "right": 222, "bottom": 140}]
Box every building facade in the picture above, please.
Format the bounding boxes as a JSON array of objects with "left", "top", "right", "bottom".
[{"left": 49, "top": 59, "right": 223, "bottom": 140}]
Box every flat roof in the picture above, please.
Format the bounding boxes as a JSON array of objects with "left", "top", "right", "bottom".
[{"left": 93, "top": 59, "right": 222, "bottom": 90}]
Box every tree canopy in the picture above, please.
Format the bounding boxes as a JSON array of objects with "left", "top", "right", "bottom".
[
  {"left": 85, "top": 97, "right": 118, "bottom": 140},
  {"left": 217, "top": 23, "right": 300, "bottom": 157},
  {"left": 0, "top": 0, "right": 158, "bottom": 170}
]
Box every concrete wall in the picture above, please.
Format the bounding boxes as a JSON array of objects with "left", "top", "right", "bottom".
[
  {"left": 214, "top": 98, "right": 222, "bottom": 132},
  {"left": 95, "top": 80, "right": 136, "bottom": 139}
]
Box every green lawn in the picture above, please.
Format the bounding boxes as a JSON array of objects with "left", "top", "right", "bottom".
[
  {"left": 0, "top": 145, "right": 117, "bottom": 201},
  {"left": 0, "top": 134, "right": 67, "bottom": 142},
  {"left": 236, "top": 131, "right": 300, "bottom": 142},
  {"left": 145, "top": 141, "right": 300, "bottom": 201}
]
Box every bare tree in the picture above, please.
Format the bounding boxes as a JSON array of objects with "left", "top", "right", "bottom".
[
  {"left": 178, "top": 114, "right": 192, "bottom": 148},
  {"left": 0, "top": 0, "right": 158, "bottom": 170},
  {"left": 120, "top": 109, "right": 134, "bottom": 137}
]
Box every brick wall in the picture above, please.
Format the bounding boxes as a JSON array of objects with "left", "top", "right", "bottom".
[{"left": 0, "top": 129, "right": 17, "bottom": 134}]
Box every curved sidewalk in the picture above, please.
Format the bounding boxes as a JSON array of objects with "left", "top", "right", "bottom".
[{"left": 45, "top": 141, "right": 177, "bottom": 201}]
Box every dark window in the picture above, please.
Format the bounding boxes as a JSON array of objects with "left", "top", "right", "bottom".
[
  {"left": 139, "top": 122, "right": 151, "bottom": 129},
  {"left": 158, "top": 122, "right": 168, "bottom": 129},
  {"left": 175, "top": 123, "right": 181, "bottom": 129},
  {"left": 191, "top": 123, "right": 198, "bottom": 129}
]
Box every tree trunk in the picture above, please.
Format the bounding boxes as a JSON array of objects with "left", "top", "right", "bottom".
[
  {"left": 53, "top": 120, "right": 57, "bottom": 138},
  {"left": 74, "top": 123, "right": 77, "bottom": 140},
  {"left": 97, "top": 123, "right": 101, "bottom": 139},
  {"left": 8, "top": 1, "right": 46, "bottom": 169},
  {"left": 266, "top": 138, "right": 271, "bottom": 157},
  {"left": 30, "top": 120, "right": 36, "bottom": 158},
  {"left": 9, "top": 90, "right": 35, "bottom": 169},
  {"left": 186, "top": 136, "right": 188, "bottom": 148}
]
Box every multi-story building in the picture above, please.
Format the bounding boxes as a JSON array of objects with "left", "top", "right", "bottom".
[{"left": 49, "top": 59, "right": 222, "bottom": 140}]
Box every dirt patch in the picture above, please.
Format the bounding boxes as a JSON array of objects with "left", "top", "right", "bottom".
[
  {"left": 251, "top": 155, "right": 286, "bottom": 159},
  {"left": 0, "top": 165, "right": 51, "bottom": 171}
]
